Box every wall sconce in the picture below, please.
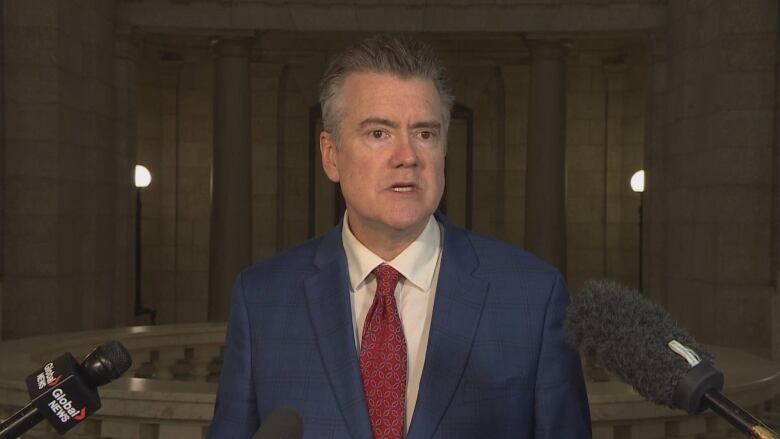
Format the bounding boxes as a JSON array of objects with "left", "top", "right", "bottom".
[
  {"left": 630, "top": 169, "right": 645, "bottom": 291},
  {"left": 135, "top": 165, "right": 156, "bottom": 324}
]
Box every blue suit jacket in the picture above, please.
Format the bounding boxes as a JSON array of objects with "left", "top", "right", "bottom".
[{"left": 208, "top": 215, "right": 591, "bottom": 438}]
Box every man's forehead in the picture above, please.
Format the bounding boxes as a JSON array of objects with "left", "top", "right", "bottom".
[
  {"left": 339, "top": 72, "right": 442, "bottom": 115},
  {"left": 341, "top": 71, "right": 438, "bottom": 94}
]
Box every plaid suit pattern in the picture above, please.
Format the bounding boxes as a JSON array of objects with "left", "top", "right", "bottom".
[{"left": 208, "top": 213, "right": 591, "bottom": 439}]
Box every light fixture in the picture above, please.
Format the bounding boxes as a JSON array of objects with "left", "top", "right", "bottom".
[
  {"left": 135, "top": 165, "right": 152, "bottom": 188},
  {"left": 630, "top": 169, "right": 645, "bottom": 292},
  {"left": 630, "top": 170, "right": 645, "bottom": 193},
  {"left": 134, "top": 163, "right": 156, "bottom": 324}
]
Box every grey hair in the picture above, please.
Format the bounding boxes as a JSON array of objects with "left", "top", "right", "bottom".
[{"left": 319, "top": 34, "right": 455, "bottom": 139}]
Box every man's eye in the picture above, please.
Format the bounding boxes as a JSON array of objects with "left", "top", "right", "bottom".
[
  {"left": 418, "top": 131, "right": 437, "bottom": 140},
  {"left": 371, "top": 130, "right": 385, "bottom": 139}
]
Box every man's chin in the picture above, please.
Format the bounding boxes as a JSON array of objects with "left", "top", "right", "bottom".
[{"left": 383, "top": 213, "right": 432, "bottom": 235}]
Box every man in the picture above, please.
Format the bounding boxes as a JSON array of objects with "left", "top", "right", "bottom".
[{"left": 209, "top": 34, "right": 591, "bottom": 438}]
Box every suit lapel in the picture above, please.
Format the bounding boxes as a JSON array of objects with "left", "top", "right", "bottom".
[
  {"left": 304, "top": 226, "right": 373, "bottom": 439},
  {"left": 407, "top": 217, "right": 489, "bottom": 439}
]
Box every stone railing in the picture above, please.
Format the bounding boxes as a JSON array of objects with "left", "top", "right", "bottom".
[
  {"left": 0, "top": 324, "right": 224, "bottom": 438},
  {"left": 586, "top": 346, "right": 779, "bottom": 439},
  {"left": 0, "top": 324, "right": 778, "bottom": 438}
]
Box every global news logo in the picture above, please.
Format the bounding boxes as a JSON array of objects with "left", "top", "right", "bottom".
[{"left": 47, "top": 388, "right": 87, "bottom": 423}]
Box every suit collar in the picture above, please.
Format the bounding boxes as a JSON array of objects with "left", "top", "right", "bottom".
[
  {"left": 407, "top": 213, "right": 489, "bottom": 439},
  {"left": 305, "top": 223, "right": 374, "bottom": 439},
  {"left": 312, "top": 221, "right": 345, "bottom": 269}
]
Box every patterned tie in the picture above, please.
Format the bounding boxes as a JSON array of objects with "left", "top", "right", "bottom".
[{"left": 360, "top": 263, "right": 407, "bottom": 439}]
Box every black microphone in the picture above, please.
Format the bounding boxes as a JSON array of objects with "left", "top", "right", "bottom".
[
  {"left": 0, "top": 341, "right": 132, "bottom": 439},
  {"left": 566, "top": 280, "right": 778, "bottom": 439},
  {"left": 253, "top": 407, "right": 303, "bottom": 439}
]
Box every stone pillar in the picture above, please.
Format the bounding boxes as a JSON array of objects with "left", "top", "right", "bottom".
[
  {"left": 772, "top": 0, "right": 780, "bottom": 360},
  {"left": 647, "top": 2, "right": 776, "bottom": 355},
  {"left": 524, "top": 40, "right": 567, "bottom": 274},
  {"left": 208, "top": 38, "right": 252, "bottom": 321},
  {"left": 602, "top": 63, "right": 626, "bottom": 284},
  {"left": 114, "top": 24, "right": 139, "bottom": 326},
  {"left": 643, "top": 31, "right": 668, "bottom": 308},
  {"left": 773, "top": 0, "right": 780, "bottom": 279},
  {"left": 3, "top": 1, "right": 63, "bottom": 339},
  {"left": 0, "top": 0, "right": 5, "bottom": 340},
  {"left": 3, "top": 0, "right": 120, "bottom": 338}
]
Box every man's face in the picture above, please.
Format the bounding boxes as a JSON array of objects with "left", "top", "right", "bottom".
[{"left": 320, "top": 71, "right": 446, "bottom": 244}]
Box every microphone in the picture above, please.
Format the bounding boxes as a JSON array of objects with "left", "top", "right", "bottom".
[
  {"left": 567, "top": 280, "right": 778, "bottom": 439},
  {"left": 253, "top": 407, "right": 303, "bottom": 439},
  {"left": 0, "top": 341, "right": 132, "bottom": 439}
]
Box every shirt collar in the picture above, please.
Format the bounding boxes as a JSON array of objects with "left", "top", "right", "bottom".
[{"left": 341, "top": 212, "right": 442, "bottom": 292}]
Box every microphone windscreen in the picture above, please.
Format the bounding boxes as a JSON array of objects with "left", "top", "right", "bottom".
[
  {"left": 566, "top": 279, "right": 712, "bottom": 407},
  {"left": 99, "top": 341, "right": 133, "bottom": 377},
  {"left": 80, "top": 341, "right": 133, "bottom": 387},
  {"left": 254, "top": 407, "right": 303, "bottom": 439}
]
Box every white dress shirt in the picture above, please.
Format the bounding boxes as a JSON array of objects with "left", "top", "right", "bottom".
[{"left": 341, "top": 212, "right": 443, "bottom": 433}]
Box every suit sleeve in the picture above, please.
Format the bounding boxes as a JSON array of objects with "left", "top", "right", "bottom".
[
  {"left": 533, "top": 274, "right": 592, "bottom": 439},
  {"left": 207, "top": 272, "right": 260, "bottom": 438}
]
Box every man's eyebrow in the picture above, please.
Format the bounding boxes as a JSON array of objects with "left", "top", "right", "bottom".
[
  {"left": 410, "top": 121, "right": 442, "bottom": 131},
  {"left": 357, "top": 118, "right": 442, "bottom": 131},
  {"left": 358, "top": 118, "right": 398, "bottom": 129}
]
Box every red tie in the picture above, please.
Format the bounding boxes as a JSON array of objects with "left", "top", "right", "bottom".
[{"left": 360, "top": 264, "right": 407, "bottom": 439}]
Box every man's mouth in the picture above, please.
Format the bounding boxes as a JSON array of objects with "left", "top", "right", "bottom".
[{"left": 391, "top": 183, "right": 416, "bottom": 192}]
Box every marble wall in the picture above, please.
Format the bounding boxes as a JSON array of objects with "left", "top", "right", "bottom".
[
  {"left": 0, "top": 0, "right": 5, "bottom": 338},
  {"left": 136, "top": 37, "right": 213, "bottom": 324},
  {"left": 131, "top": 32, "right": 647, "bottom": 323},
  {"left": 0, "top": 0, "right": 777, "bottom": 362},
  {"left": 565, "top": 45, "right": 647, "bottom": 294},
  {"left": 2, "top": 0, "right": 135, "bottom": 339},
  {"left": 644, "top": 0, "right": 778, "bottom": 357}
]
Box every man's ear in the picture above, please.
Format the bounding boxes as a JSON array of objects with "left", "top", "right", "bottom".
[{"left": 320, "top": 130, "right": 340, "bottom": 183}]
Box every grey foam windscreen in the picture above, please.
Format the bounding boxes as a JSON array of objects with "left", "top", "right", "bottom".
[{"left": 566, "top": 279, "right": 712, "bottom": 407}]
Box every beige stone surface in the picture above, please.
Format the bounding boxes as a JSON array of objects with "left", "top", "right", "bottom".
[
  {"left": 643, "top": 0, "right": 776, "bottom": 357},
  {"left": 1, "top": 0, "right": 138, "bottom": 339},
  {"left": 117, "top": 0, "right": 667, "bottom": 32},
  {"left": 0, "top": 0, "right": 776, "bottom": 386}
]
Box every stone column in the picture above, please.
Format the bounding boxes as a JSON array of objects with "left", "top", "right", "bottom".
[
  {"left": 603, "top": 63, "right": 626, "bottom": 283},
  {"left": 524, "top": 40, "right": 567, "bottom": 274},
  {"left": 114, "top": 24, "right": 139, "bottom": 327},
  {"left": 772, "top": 2, "right": 780, "bottom": 360},
  {"left": 643, "top": 31, "right": 668, "bottom": 307},
  {"left": 209, "top": 38, "right": 252, "bottom": 321},
  {"left": 774, "top": 1, "right": 780, "bottom": 282},
  {"left": 0, "top": 1, "right": 5, "bottom": 340}
]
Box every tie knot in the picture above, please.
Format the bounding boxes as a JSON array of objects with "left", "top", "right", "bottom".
[{"left": 372, "top": 264, "right": 402, "bottom": 297}]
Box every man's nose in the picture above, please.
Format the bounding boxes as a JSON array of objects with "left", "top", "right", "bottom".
[{"left": 392, "top": 135, "right": 418, "bottom": 167}]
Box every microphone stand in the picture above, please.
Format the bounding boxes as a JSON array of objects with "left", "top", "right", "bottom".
[
  {"left": 674, "top": 362, "right": 779, "bottom": 439},
  {"left": 0, "top": 401, "right": 44, "bottom": 439},
  {"left": 703, "top": 391, "right": 779, "bottom": 439}
]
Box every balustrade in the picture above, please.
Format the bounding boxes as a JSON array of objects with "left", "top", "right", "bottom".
[{"left": 0, "top": 324, "right": 776, "bottom": 438}]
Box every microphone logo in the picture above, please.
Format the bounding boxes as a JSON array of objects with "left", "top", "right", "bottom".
[
  {"left": 73, "top": 407, "right": 87, "bottom": 421},
  {"left": 13, "top": 342, "right": 131, "bottom": 436},
  {"left": 35, "top": 362, "right": 63, "bottom": 390},
  {"left": 48, "top": 388, "right": 87, "bottom": 424}
]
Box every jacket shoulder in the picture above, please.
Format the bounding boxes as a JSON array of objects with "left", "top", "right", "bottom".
[
  {"left": 238, "top": 234, "right": 326, "bottom": 285},
  {"left": 462, "top": 229, "right": 561, "bottom": 278}
]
